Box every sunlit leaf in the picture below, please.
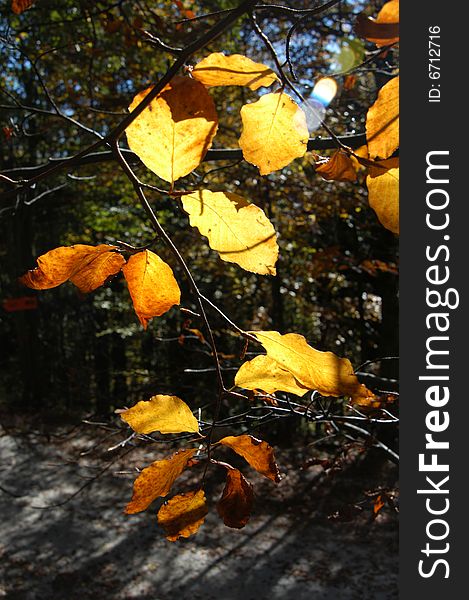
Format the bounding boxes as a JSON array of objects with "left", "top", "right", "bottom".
[
  {"left": 315, "top": 150, "right": 357, "bottom": 182},
  {"left": 251, "top": 331, "right": 376, "bottom": 403},
  {"left": 180, "top": 190, "right": 278, "bottom": 275},
  {"left": 217, "top": 467, "right": 254, "bottom": 529},
  {"left": 192, "top": 53, "right": 278, "bottom": 90},
  {"left": 126, "top": 77, "right": 218, "bottom": 182},
  {"left": 366, "top": 76, "right": 399, "bottom": 160},
  {"left": 125, "top": 448, "right": 196, "bottom": 514},
  {"left": 157, "top": 489, "right": 208, "bottom": 541},
  {"left": 239, "top": 92, "right": 309, "bottom": 175},
  {"left": 367, "top": 158, "right": 399, "bottom": 234},
  {"left": 220, "top": 434, "right": 281, "bottom": 482},
  {"left": 120, "top": 394, "right": 199, "bottom": 434},
  {"left": 20, "top": 245, "right": 125, "bottom": 293},
  {"left": 235, "top": 355, "right": 309, "bottom": 396},
  {"left": 122, "top": 250, "right": 180, "bottom": 329}
]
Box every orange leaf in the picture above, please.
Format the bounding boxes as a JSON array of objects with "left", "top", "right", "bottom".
[
  {"left": 12, "top": 0, "right": 34, "bottom": 15},
  {"left": 217, "top": 467, "right": 254, "bottom": 529},
  {"left": 122, "top": 250, "right": 180, "bottom": 328},
  {"left": 19, "top": 245, "right": 125, "bottom": 293},
  {"left": 315, "top": 150, "right": 357, "bottom": 182},
  {"left": 125, "top": 77, "right": 218, "bottom": 183},
  {"left": 373, "top": 494, "right": 386, "bottom": 515},
  {"left": 157, "top": 489, "right": 208, "bottom": 541},
  {"left": 356, "top": 1, "right": 399, "bottom": 47},
  {"left": 219, "top": 435, "right": 281, "bottom": 483},
  {"left": 125, "top": 448, "right": 196, "bottom": 514}
]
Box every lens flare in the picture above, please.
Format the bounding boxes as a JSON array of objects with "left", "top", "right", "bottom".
[
  {"left": 299, "top": 99, "right": 326, "bottom": 132},
  {"left": 311, "top": 77, "right": 338, "bottom": 107}
]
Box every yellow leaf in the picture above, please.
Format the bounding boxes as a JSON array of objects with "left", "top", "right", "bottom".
[
  {"left": 235, "top": 355, "right": 309, "bottom": 396},
  {"left": 367, "top": 158, "right": 399, "bottom": 234},
  {"left": 180, "top": 190, "right": 278, "bottom": 275},
  {"left": 239, "top": 92, "right": 309, "bottom": 175},
  {"left": 217, "top": 467, "right": 254, "bottom": 529},
  {"left": 192, "top": 53, "right": 278, "bottom": 90},
  {"left": 19, "top": 245, "right": 125, "bottom": 293},
  {"left": 251, "top": 331, "right": 375, "bottom": 403},
  {"left": 120, "top": 394, "right": 199, "bottom": 434},
  {"left": 125, "top": 77, "right": 218, "bottom": 183},
  {"left": 125, "top": 448, "right": 196, "bottom": 514},
  {"left": 157, "top": 489, "right": 208, "bottom": 541},
  {"left": 366, "top": 76, "right": 399, "bottom": 160},
  {"left": 122, "top": 250, "right": 180, "bottom": 329},
  {"left": 315, "top": 150, "right": 357, "bottom": 182},
  {"left": 220, "top": 434, "right": 281, "bottom": 482}
]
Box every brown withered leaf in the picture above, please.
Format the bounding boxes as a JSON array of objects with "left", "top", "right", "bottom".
[
  {"left": 315, "top": 150, "right": 357, "bottom": 182},
  {"left": 180, "top": 190, "right": 278, "bottom": 275},
  {"left": 251, "top": 331, "right": 376, "bottom": 404},
  {"left": 235, "top": 355, "right": 309, "bottom": 397},
  {"left": 122, "top": 250, "right": 180, "bottom": 329},
  {"left": 217, "top": 467, "right": 254, "bottom": 529},
  {"left": 157, "top": 489, "right": 208, "bottom": 541},
  {"left": 12, "top": 0, "right": 34, "bottom": 14},
  {"left": 356, "top": 1, "right": 399, "bottom": 47},
  {"left": 126, "top": 77, "right": 218, "bottom": 183},
  {"left": 366, "top": 76, "right": 399, "bottom": 160},
  {"left": 219, "top": 434, "right": 281, "bottom": 483},
  {"left": 192, "top": 53, "right": 278, "bottom": 90},
  {"left": 239, "top": 92, "right": 309, "bottom": 175},
  {"left": 125, "top": 448, "right": 196, "bottom": 514},
  {"left": 360, "top": 259, "right": 398, "bottom": 276},
  {"left": 120, "top": 394, "right": 199, "bottom": 435},
  {"left": 367, "top": 158, "right": 399, "bottom": 234},
  {"left": 20, "top": 245, "right": 124, "bottom": 293}
]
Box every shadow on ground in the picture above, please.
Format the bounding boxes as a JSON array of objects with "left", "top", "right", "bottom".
[{"left": 0, "top": 425, "right": 398, "bottom": 600}]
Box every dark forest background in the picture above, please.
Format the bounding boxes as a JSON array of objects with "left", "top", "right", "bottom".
[{"left": 0, "top": 0, "right": 398, "bottom": 431}]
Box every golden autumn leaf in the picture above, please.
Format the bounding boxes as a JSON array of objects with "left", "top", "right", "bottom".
[
  {"left": 219, "top": 434, "right": 281, "bottom": 483},
  {"left": 180, "top": 190, "right": 278, "bottom": 275},
  {"left": 366, "top": 76, "right": 399, "bottom": 160},
  {"left": 235, "top": 355, "right": 309, "bottom": 396},
  {"left": 251, "top": 331, "right": 375, "bottom": 404},
  {"left": 217, "top": 468, "right": 254, "bottom": 529},
  {"left": 120, "top": 394, "right": 199, "bottom": 434},
  {"left": 125, "top": 448, "right": 196, "bottom": 514},
  {"left": 20, "top": 245, "right": 125, "bottom": 293},
  {"left": 192, "top": 53, "right": 278, "bottom": 90},
  {"left": 122, "top": 250, "right": 180, "bottom": 329},
  {"left": 367, "top": 158, "right": 399, "bottom": 234},
  {"left": 356, "top": 1, "right": 399, "bottom": 47},
  {"left": 125, "top": 76, "right": 218, "bottom": 182},
  {"left": 157, "top": 489, "right": 208, "bottom": 541},
  {"left": 12, "top": 0, "right": 34, "bottom": 14},
  {"left": 239, "top": 92, "right": 309, "bottom": 175},
  {"left": 315, "top": 150, "right": 357, "bottom": 182}
]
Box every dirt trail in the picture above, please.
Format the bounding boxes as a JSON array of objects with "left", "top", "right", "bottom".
[{"left": 0, "top": 427, "right": 398, "bottom": 600}]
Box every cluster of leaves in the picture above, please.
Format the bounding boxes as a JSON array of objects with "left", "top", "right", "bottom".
[{"left": 7, "top": 0, "right": 399, "bottom": 540}]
